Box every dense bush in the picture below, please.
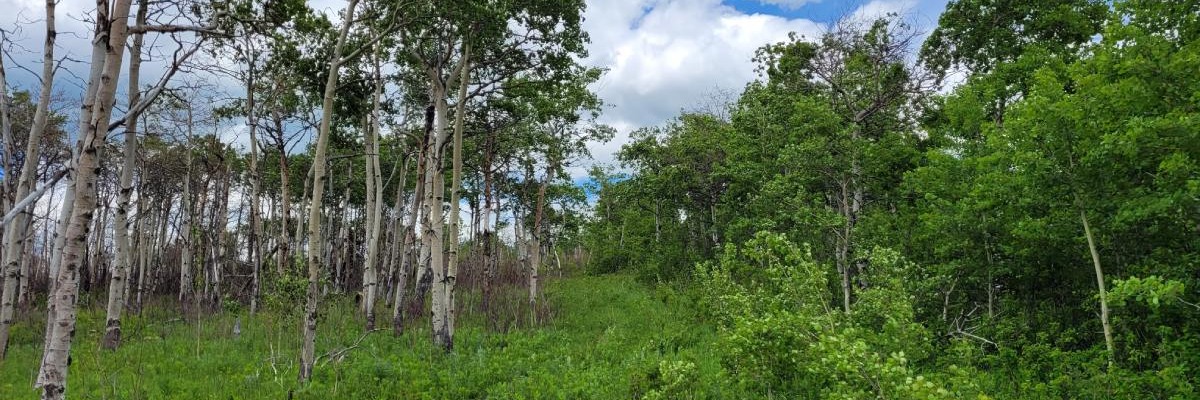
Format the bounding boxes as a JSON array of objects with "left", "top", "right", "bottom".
[{"left": 697, "top": 232, "right": 982, "bottom": 398}]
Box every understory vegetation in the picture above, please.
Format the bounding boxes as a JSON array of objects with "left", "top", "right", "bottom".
[{"left": 0, "top": 273, "right": 735, "bottom": 399}]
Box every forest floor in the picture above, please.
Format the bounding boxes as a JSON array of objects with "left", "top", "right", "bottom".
[{"left": 0, "top": 274, "right": 733, "bottom": 399}]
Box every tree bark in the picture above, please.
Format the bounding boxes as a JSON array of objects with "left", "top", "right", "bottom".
[
  {"left": 440, "top": 44, "right": 470, "bottom": 351},
  {"left": 393, "top": 136, "right": 426, "bottom": 336},
  {"left": 299, "top": 0, "right": 359, "bottom": 380},
  {"left": 179, "top": 105, "right": 195, "bottom": 309},
  {"left": 1080, "top": 206, "right": 1115, "bottom": 369},
  {"left": 38, "top": 0, "right": 133, "bottom": 396},
  {"left": 362, "top": 53, "right": 384, "bottom": 329},
  {"left": 272, "top": 99, "right": 290, "bottom": 274},
  {"left": 425, "top": 82, "right": 450, "bottom": 349},
  {"left": 102, "top": 0, "right": 146, "bottom": 350},
  {"left": 247, "top": 60, "right": 263, "bottom": 315},
  {"left": 0, "top": 0, "right": 55, "bottom": 358}
]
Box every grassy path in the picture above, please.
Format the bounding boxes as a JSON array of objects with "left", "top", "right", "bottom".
[{"left": 0, "top": 274, "right": 730, "bottom": 399}]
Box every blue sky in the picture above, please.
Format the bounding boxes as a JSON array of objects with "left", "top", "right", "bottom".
[{"left": 723, "top": 0, "right": 863, "bottom": 22}]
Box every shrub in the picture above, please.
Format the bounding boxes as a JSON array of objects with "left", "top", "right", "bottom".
[{"left": 697, "top": 231, "right": 981, "bottom": 398}]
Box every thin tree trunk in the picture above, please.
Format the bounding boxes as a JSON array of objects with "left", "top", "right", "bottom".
[
  {"left": 529, "top": 160, "right": 553, "bottom": 308},
  {"left": 212, "top": 162, "right": 231, "bottom": 307},
  {"left": 362, "top": 54, "right": 384, "bottom": 329},
  {"left": 179, "top": 106, "right": 195, "bottom": 309},
  {"left": 426, "top": 76, "right": 452, "bottom": 350},
  {"left": 135, "top": 195, "right": 152, "bottom": 311},
  {"left": 273, "top": 102, "right": 290, "bottom": 274},
  {"left": 1080, "top": 206, "right": 1115, "bottom": 369},
  {"left": 0, "top": 0, "right": 55, "bottom": 358},
  {"left": 837, "top": 179, "right": 852, "bottom": 313},
  {"left": 383, "top": 157, "right": 407, "bottom": 307},
  {"left": 102, "top": 0, "right": 146, "bottom": 349},
  {"left": 440, "top": 45, "right": 470, "bottom": 350},
  {"left": 393, "top": 138, "right": 426, "bottom": 336},
  {"left": 247, "top": 62, "right": 263, "bottom": 315},
  {"left": 480, "top": 127, "right": 496, "bottom": 318},
  {"left": 294, "top": 164, "right": 311, "bottom": 257},
  {"left": 300, "top": 0, "right": 359, "bottom": 380}
]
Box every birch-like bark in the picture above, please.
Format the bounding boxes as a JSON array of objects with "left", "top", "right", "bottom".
[
  {"left": 247, "top": 64, "right": 263, "bottom": 314},
  {"left": 272, "top": 100, "right": 290, "bottom": 274},
  {"left": 179, "top": 105, "right": 195, "bottom": 309},
  {"left": 102, "top": 0, "right": 146, "bottom": 350},
  {"left": 294, "top": 164, "right": 311, "bottom": 257},
  {"left": 530, "top": 170, "right": 548, "bottom": 307},
  {"left": 362, "top": 53, "right": 384, "bottom": 329},
  {"left": 134, "top": 189, "right": 151, "bottom": 311},
  {"left": 0, "top": 37, "right": 12, "bottom": 212},
  {"left": 393, "top": 136, "right": 426, "bottom": 335},
  {"left": 382, "top": 157, "right": 407, "bottom": 306},
  {"left": 299, "top": 0, "right": 358, "bottom": 380},
  {"left": 0, "top": 0, "right": 56, "bottom": 358},
  {"left": 38, "top": 0, "right": 133, "bottom": 395},
  {"left": 425, "top": 78, "right": 451, "bottom": 350},
  {"left": 479, "top": 128, "right": 496, "bottom": 316},
  {"left": 0, "top": 50, "right": 12, "bottom": 218},
  {"left": 212, "top": 162, "right": 231, "bottom": 305},
  {"left": 440, "top": 45, "right": 470, "bottom": 350}
]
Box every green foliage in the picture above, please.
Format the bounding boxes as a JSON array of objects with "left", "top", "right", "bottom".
[
  {"left": 0, "top": 275, "right": 737, "bottom": 399},
  {"left": 261, "top": 268, "right": 309, "bottom": 316},
  {"left": 696, "top": 232, "right": 980, "bottom": 398},
  {"left": 1109, "top": 276, "right": 1186, "bottom": 309}
]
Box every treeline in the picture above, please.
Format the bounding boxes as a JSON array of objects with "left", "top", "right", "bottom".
[
  {"left": 0, "top": 0, "right": 608, "bottom": 398},
  {"left": 584, "top": 0, "right": 1199, "bottom": 397}
]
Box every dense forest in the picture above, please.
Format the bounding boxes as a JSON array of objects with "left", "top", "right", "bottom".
[{"left": 0, "top": 0, "right": 1196, "bottom": 398}]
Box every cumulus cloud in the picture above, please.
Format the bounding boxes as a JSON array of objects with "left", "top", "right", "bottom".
[
  {"left": 575, "top": 0, "right": 825, "bottom": 178},
  {"left": 757, "top": 0, "right": 820, "bottom": 10},
  {"left": 850, "top": 0, "right": 918, "bottom": 20}
]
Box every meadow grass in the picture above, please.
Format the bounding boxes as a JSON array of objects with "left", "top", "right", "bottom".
[{"left": 0, "top": 274, "right": 732, "bottom": 399}]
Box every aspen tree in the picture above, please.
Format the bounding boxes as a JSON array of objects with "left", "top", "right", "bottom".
[
  {"left": 299, "top": 0, "right": 361, "bottom": 380},
  {"left": 102, "top": 0, "right": 148, "bottom": 350},
  {"left": 38, "top": 0, "right": 134, "bottom": 395},
  {"left": 362, "top": 50, "right": 384, "bottom": 329},
  {"left": 0, "top": 0, "right": 56, "bottom": 358}
]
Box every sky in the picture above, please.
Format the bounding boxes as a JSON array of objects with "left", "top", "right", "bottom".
[
  {"left": 571, "top": 0, "right": 949, "bottom": 178},
  {"left": 0, "top": 0, "right": 951, "bottom": 180}
]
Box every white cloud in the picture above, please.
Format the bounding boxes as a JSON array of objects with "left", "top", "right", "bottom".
[
  {"left": 757, "top": 0, "right": 819, "bottom": 10},
  {"left": 850, "top": 0, "right": 917, "bottom": 21},
  {"left": 577, "top": 0, "right": 825, "bottom": 178}
]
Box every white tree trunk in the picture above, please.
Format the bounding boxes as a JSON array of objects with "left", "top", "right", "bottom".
[
  {"left": 38, "top": 0, "right": 133, "bottom": 395},
  {"left": 102, "top": 0, "right": 146, "bottom": 349},
  {"left": 247, "top": 62, "right": 263, "bottom": 315},
  {"left": 362, "top": 54, "right": 384, "bottom": 329},
  {"left": 179, "top": 106, "right": 195, "bottom": 308},
  {"left": 0, "top": 0, "right": 55, "bottom": 358},
  {"left": 440, "top": 46, "right": 470, "bottom": 350},
  {"left": 393, "top": 150, "right": 423, "bottom": 335},
  {"left": 425, "top": 72, "right": 452, "bottom": 349},
  {"left": 299, "top": 0, "right": 359, "bottom": 380}
]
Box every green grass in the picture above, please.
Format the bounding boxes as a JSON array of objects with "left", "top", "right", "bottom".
[{"left": 0, "top": 275, "right": 732, "bottom": 399}]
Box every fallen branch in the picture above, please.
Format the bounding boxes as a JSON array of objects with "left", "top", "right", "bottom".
[
  {"left": 316, "top": 329, "right": 381, "bottom": 366},
  {"left": 949, "top": 328, "right": 998, "bottom": 348}
]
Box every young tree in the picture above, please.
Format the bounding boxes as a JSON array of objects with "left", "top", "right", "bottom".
[{"left": 0, "top": 0, "right": 56, "bottom": 358}]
